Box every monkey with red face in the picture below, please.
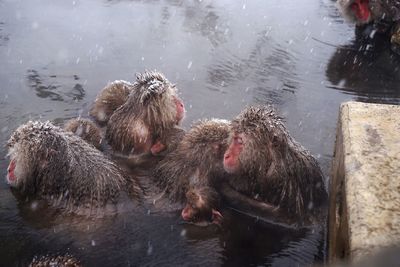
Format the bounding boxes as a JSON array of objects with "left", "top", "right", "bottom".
[
  {"left": 338, "top": 0, "right": 400, "bottom": 53},
  {"left": 6, "top": 121, "right": 143, "bottom": 216},
  {"left": 105, "top": 71, "right": 185, "bottom": 158},
  {"left": 222, "top": 106, "right": 327, "bottom": 226}
]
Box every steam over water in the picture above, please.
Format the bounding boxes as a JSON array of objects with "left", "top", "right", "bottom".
[{"left": 0, "top": 0, "right": 399, "bottom": 266}]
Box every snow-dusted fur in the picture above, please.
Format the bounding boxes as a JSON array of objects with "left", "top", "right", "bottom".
[
  {"left": 227, "top": 106, "right": 327, "bottom": 224},
  {"left": 7, "top": 121, "right": 142, "bottom": 215},
  {"left": 106, "top": 71, "right": 182, "bottom": 155},
  {"left": 64, "top": 117, "right": 103, "bottom": 149},
  {"left": 90, "top": 80, "right": 133, "bottom": 125},
  {"left": 154, "top": 119, "right": 231, "bottom": 202}
]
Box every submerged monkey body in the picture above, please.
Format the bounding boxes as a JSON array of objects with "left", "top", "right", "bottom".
[{"left": 7, "top": 121, "right": 142, "bottom": 215}]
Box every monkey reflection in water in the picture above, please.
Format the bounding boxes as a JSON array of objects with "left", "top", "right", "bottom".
[{"left": 6, "top": 121, "right": 143, "bottom": 217}]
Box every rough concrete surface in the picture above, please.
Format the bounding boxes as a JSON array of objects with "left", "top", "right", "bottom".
[{"left": 329, "top": 101, "right": 400, "bottom": 263}]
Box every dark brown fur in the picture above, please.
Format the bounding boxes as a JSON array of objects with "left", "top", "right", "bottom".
[
  {"left": 154, "top": 119, "right": 231, "bottom": 203},
  {"left": 106, "top": 71, "right": 183, "bottom": 155},
  {"left": 7, "top": 121, "right": 142, "bottom": 216},
  {"left": 64, "top": 118, "right": 103, "bottom": 149},
  {"left": 89, "top": 80, "right": 133, "bottom": 125},
  {"left": 224, "top": 106, "right": 327, "bottom": 225}
]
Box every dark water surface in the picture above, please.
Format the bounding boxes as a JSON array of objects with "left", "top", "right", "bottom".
[{"left": 0, "top": 0, "right": 399, "bottom": 266}]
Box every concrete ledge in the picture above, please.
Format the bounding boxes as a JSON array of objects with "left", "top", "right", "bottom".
[{"left": 329, "top": 101, "right": 400, "bottom": 263}]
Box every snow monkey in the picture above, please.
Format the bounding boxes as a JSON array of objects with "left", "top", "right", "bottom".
[
  {"left": 222, "top": 106, "right": 327, "bottom": 226},
  {"left": 6, "top": 121, "right": 143, "bottom": 216},
  {"left": 154, "top": 119, "right": 231, "bottom": 224},
  {"left": 154, "top": 119, "right": 231, "bottom": 202},
  {"left": 105, "top": 71, "right": 185, "bottom": 156},
  {"left": 338, "top": 0, "right": 400, "bottom": 53}
]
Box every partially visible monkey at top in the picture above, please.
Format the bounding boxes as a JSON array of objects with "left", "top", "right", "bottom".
[
  {"left": 6, "top": 120, "right": 143, "bottom": 217},
  {"left": 103, "top": 71, "right": 185, "bottom": 157},
  {"left": 338, "top": 0, "right": 400, "bottom": 53},
  {"left": 222, "top": 106, "right": 327, "bottom": 226}
]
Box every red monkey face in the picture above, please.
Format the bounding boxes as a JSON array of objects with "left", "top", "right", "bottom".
[
  {"left": 7, "top": 159, "right": 17, "bottom": 185},
  {"left": 181, "top": 203, "right": 198, "bottom": 221},
  {"left": 6, "top": 154, "right": 28, "bottom": 188},
  {"left": 351, "top": 0, "right": 370, "bottom": 23},
  {"left": 174, "top": 95, "right": 185, "bottom": 124},
  {"left": 223, "top": 133, "right": 244, "bottom": 174}
]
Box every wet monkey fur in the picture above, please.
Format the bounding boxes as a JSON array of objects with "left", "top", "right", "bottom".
[
  {"left": 105, "top": 71, "right": 185, "bottom": 156},
  {"left": 6, "top": 121, "right": 142, "bottom": 216},
  {"left": 222, "top": 106, "right": 327, "bottom": 225}
]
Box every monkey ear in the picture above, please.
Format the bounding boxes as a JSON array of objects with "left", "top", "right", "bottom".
[
  {"left": 150, "top": 140, "right": 166, "bottom": 155},
  {"left": 211, "top": 209, "right": 223, "bottom": 225}
]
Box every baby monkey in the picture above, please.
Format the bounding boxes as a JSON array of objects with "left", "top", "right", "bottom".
[{"left": 181, "top": 187, "right": 223, "bottom": 226}]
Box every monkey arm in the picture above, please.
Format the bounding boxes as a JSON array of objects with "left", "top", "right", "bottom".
[{"left": 218, "top": 182, "right": 296, "bottom": 226}]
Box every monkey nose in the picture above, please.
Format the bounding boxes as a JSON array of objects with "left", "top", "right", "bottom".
[{"left": 181, "top": 210, "right": 190, "bottom": 221}]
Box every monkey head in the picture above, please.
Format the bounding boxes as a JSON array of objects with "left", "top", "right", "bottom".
[
  {"left": 223, "top": 106, "right": 286, "bottom": 176},
  {"left": 338, "top": 0, "right": 372, "bottom": 25},
  {"left": 181, "top": 187, "right": 223, "bottom": 225},
  {"left": 133, "top": 71, "right": 185, "bottom": 127},
  {"left": 6, "top": 121, "right": 59, "bottom": 189},
  {"left": 184, "top": 119, "right": 231, "bottom": 164}
]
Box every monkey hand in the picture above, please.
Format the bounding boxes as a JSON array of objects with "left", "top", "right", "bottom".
[{"left": 211, "top": 209, "right": 223, "bottom": 226}]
